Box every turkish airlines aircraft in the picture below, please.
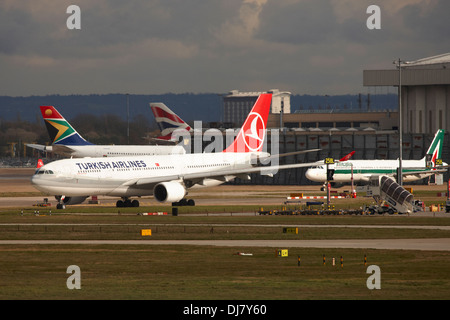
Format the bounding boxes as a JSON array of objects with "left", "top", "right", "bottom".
[
  {"left": 31, "top": 94, "right": 317, "bottom": 208},
  {"left": 27, "top": 106, "right": 185, "bottom": 157}
]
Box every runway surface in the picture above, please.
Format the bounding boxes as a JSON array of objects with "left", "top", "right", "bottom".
[
  {"left": 2, "top": 238, "right": 450, "bottom": 251},
  {"left": 2, "top": 168, "right": 450, "bottom": 251}
]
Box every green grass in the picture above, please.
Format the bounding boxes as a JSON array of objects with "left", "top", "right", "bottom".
[
  {"left": 1, "top": 211, "right": 450, "bottom": 300},
  {"left": 1, "top": 221, "right": 450, "bottom": 240},
  {"left": 1, "top": 245, "right": 449, "bottom": 300}
]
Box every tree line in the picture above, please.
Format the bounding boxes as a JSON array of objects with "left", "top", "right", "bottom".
[{"left": 0, "top": 113, "right": 159, "bottom": 158}]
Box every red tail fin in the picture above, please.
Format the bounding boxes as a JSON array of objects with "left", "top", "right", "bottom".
[
  {"left": 223, "top": 93, "right": 272, "bottom": 153},
  {"left": 339, "top": 151, "right": 355, "bottom": 162},
  {"left": 37, "top": 159, "right": 44, "bottom": 168}
]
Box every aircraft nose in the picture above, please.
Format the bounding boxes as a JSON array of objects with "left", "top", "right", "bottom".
[
  {"left": 305, "top": 169, "right": 316, "bottom": 181},
  {"left": 31, "top": 174, "right": 40, "bottom": 186}
]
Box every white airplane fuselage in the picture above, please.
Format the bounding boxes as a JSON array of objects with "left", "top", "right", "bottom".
[
  {"left": 305, "top": 158, "right": 446, "bottom": 184},
  {"left": 43, "top": 144, "right": 186, "bottom": 158},
  {"left": 31, "top": 152, "right": 267, "bottom": 198}
]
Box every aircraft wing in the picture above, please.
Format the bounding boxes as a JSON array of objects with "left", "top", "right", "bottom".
[
  {"left": 26, "top": 143, "right": 76, "bottom": 156},
  {"left": 364, "top": 167, "right": 448, "bottom": 182},
  {"left": 130, "top": 161, "right": 321, "bottom": 188},
  {"left": 401, "top": 167, "right": 448, "bottom": 178},
  {"left": 149, "top": 137, "right": 178, "bottom": 145},
  {"left": 26, "top": 144, "right": 50, "bottom": 152},
  {"left": 50, "top": 144, "right": 77, "bottom": 156},
  {"left": 253, "top": 149, "right": 321, "bottom": 162}
]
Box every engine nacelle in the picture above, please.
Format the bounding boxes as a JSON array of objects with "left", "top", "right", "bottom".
[
  {"left": 153, "top": 181, "right": 186, "bottom": 203},
  {"left": 55, "top": 195, "right": 88, "bottom": 205}
]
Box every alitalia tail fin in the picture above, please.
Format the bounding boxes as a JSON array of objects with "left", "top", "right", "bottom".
[
  {"left": 40, "top": 106, "right": 93, "bottom": 146},
  {"left": 423, "top": 129, "right": 445, "bottom": 167},
  {"left": 223, "top": 93, "right": 272, "bottom": 153}
]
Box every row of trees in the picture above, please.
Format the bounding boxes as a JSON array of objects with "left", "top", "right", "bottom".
[{"left": 0, "top": 113, "right": 159, "bottom": 158}]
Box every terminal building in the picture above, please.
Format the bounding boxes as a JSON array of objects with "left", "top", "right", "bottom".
[
  {"left": 220, "top": 53, "right": 450, "bottom": 185},
  {"left": 223, "top": 89, "right": 291, "bottom": 126},
  {"left": 363, "top": 53, "right": 450, "bottom": 134}
]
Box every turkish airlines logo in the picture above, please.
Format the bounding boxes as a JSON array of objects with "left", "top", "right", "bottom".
[{"left": 242, "top": 112, "right": 265, "bottom": 152}]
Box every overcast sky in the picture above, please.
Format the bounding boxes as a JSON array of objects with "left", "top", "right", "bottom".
[{"left": 0, "top": 0, "right": 449, "bottom": 97}]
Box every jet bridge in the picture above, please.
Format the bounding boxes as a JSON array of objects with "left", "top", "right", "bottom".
[{"left": 365, "top": 176, "right": 414, "bottom": 214}]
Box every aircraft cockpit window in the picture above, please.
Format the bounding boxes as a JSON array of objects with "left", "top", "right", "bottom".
[{"left": 34, "top": 169, "right": 54, "bottom": 175}]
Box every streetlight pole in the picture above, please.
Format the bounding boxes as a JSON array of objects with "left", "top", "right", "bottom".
[
  {"left": 126, "top": 93, "right": 130, "bottom": 145},
  {"left": 394, "top": 58, "right": 404, "bottom": 185}
]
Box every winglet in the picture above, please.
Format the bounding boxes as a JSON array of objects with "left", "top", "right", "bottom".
[{"left": 223, "top": 93, "right": 272, "bottom": 153}]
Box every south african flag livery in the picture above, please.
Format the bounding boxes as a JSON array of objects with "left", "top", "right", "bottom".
[{"left": 40, "top": 106, "right": 93, "bottom": 146}]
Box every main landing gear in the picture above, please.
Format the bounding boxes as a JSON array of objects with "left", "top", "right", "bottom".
[
  {"left": 172, "top": 198, "right": 195, "bottom": 206},
  {"left": 116, "top": 198, "right": 139, "bottom": 208}
]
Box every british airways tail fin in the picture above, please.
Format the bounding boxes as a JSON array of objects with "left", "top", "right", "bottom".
[
  {"left": 223, "top": 93, "right": 272, "bottom": 153},
  {"left": 40, "top": 106, "right": 93, "bottom": 146},
  {"left": 150, "top": 103, "right": 192, "bottom": 142},
  {"left": 423, "top": 129, "right": 445, "bottom": 167}
]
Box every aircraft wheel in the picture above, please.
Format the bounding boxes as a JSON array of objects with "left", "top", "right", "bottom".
[
  {"left": 116, "top": 200, "right": 124, "bottom": 208},
  {"left": 132, "top": 200, "right": 140, "bottom": 207},
  {"left": 187, "top": 199, "right": 195, "bottom": 206}
]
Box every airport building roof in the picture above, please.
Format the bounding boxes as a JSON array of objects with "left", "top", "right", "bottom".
[
  {"left": 363, "top": 53, "right": 450, "bottom": 86},
  {"left": 405, "top": 53, "right": 450, "bottom": 68}
]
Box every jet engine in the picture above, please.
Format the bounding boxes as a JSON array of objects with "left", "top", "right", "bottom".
[
  {"left": 55, "top": 195, "right": 88, "bottom": 205},
  {"left": 153, "top": 181, "right": 186, "bottom": 203}
]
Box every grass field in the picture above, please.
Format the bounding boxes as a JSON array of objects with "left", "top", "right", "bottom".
[
  {"left": 1, "top": 210, "right": 450, "bottom": 300},
  {"left": 1, "top": 244, "right": 449, "bottom": 300}
]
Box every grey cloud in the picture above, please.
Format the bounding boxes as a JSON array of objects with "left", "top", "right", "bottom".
[
  {"left": 401, "top": 1, "right": 450, "bottom": 44},
  {"left": 257, "top": 0, "right": 337, "bottom": 45},
  {"left": 1, "top": 0, "right": 449, "bottom": 96}
]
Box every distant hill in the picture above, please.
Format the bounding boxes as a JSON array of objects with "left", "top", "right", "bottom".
[
  {"left": 0, "top": 92, "right": 397, "bottom": 124},
  {"left": 0, "top": 93, "right": 223, "bottom": 126}
]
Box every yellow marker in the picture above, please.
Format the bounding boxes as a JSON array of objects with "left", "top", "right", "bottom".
[
  {"left": 277, "top": 249, "right": 288, "bottom": 257},
  {"left": 141, "top": 229, "right": 152, "bottom": 236}
]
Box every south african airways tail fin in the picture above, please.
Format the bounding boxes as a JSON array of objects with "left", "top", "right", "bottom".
[{"left": 40, "top": 106, "right": 93, "bottom": 146}]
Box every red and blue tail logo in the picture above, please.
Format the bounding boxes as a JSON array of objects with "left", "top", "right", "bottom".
[
  {"left": 40, "top": 106, "right": 93, "bottom": 146},
  {"left": 150, "top": 103, "right": 192, "bottom": 141}
]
